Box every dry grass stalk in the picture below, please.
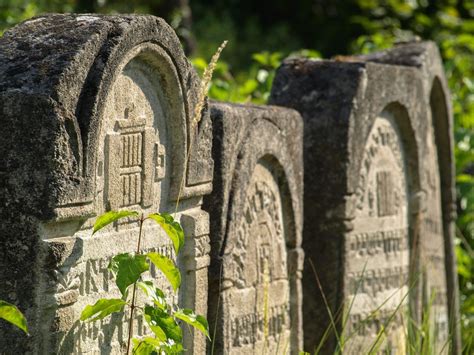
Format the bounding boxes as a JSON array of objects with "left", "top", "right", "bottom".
[{"left": 192, "top": 40, "right": 228, "bottom": 128}]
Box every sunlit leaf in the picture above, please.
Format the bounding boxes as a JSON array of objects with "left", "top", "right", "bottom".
[
  {"left": 174, "top": 308, "right": 210, "bottom": 338},
  {"left": 146, "top": 253, "right": 181, "bottom": 291},
  {"left": 148, "top": 213, "right": 184, "bottom": 254},
  {"left": 80, "top": 298, "right": 126, "bottom": 322},
  {"left": 159, "top": 338, "right": 184, "bottom": 354},
  {"left": 144, "top": 305, "right": 182, "bottom": 343},
  {"left": 108, "top": 253, "right": 149, "bottom": 297},
  {"left": 0, "top": 300, "right": 28, "bottom": 334},
  {"left": 132, "top": 337, "right": 160, "bottom": 354},
  {"left": 93, "top": 210, "right": 139, "bottom": 234},
  {"left": 137, "top": 281, "right": 166, "bottom": 309}
]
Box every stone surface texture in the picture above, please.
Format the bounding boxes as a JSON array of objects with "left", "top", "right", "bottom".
[
  {"left": 269, "top": 41, "right": 458, "bottom": 354},
  {"left": 0, "top": 14, "right": 213, "bottom": 353},
  {"left": 204, "top": 102, "right": 304, "bottom": 354}
]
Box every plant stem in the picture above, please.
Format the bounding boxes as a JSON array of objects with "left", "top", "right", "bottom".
[{"left": 126, "top": 214, "right": 145, "bottom": 354}]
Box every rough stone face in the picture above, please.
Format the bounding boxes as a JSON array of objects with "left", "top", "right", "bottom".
[
  {"left": 0, "top": 14, "right": 212, "bottom": 353},
  {"left": 204, "top": 102, "right": 304, "bottom": 354},
  {"left": 270, "top": 41, "right": 458, "bottom": 354}
]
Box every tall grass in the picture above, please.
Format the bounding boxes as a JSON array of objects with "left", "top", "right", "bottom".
[{"left": 303, "top": 257, "right": 458, "bottom": 355}]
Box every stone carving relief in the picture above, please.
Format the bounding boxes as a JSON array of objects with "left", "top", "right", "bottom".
[
  {"left": 221, "top": 163, "right": 291, "bottom": 354},
  {"left": 46, "top": 53, "right": 177, "bottom": 353},
  {"left": 347, "top": 115, "right": 410, "bottom": 353},
  {"left": 96, "top": 57, "right": 170, "bottom": 213}
]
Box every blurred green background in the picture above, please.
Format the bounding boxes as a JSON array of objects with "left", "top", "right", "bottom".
[{"left": 1, "top": 0, "right": 473, "bottom": 352}]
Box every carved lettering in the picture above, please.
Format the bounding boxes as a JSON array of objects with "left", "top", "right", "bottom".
[
  {"left": 346, "top": 116, "right": 410, "bottom": 351},
  {"left": 221, "top": 163, "right": 291, "bottom": 353}
]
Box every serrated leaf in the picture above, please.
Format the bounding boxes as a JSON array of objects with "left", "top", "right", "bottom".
[
  {"left": 137, "top": 281, "right": 166, "bottom": 309},
  {"left": 0, "top": 300, "right": 28, "bottom": 334},
  {"left": 80, "top": 298, "right": 126, "bottom": 322},
  {"left": 108, "top": 253, "right": 149, "bottom": 297},
  {"left": 93, "top": 210, "right": 139, "bottom": 234},
  {"left": 144, "top": 305, "right": 182, "bottom": 343},
  {"left": 146, "top": 252, "right": 181, "bottom": 291},
  {"left": 174, "top": 308, "right": 210, "bottom": 338},
  {"left": 148, "top": 213, "right": 184, "bottom": 254}
]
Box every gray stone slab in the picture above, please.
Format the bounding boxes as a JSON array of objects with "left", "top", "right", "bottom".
[
  {"left": 270, "top": 41, "right": 457, "bottom": 353},
  {"left": 0, "top": 14, "right": 212, "bottom": 353},
  {"left": 204, "top": 102, "right": 304, "bottom": 354}
]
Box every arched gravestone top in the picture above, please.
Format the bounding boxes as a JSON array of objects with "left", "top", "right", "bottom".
[
  {"left": 204, "top": 102, "right": 304, "bottom": 354},
  {"left": 0, "top": 14, "right": 212, "bottom": 353},
  {"left": 0, "top": 13, "right": 212, "bottom": 219},
  {"left": 270, "top": 43, "right": 457, "bottom": 353}
]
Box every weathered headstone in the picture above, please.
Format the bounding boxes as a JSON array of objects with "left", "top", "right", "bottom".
[
  {"left": 205, "top": 102, "right": 304, "bottom": 354},
  {"left": 0, "top": 14, "right": 212, "bottom": 353},
  {"left": 270, "top": 41, "right": 458, "bottom": 353},
  {"left": 359, "top": 42, "right": 461, "bottom": 353}
]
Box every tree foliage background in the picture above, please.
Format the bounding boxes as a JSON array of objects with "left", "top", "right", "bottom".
[{"left": 1, "top": 0, "right": 473, "bottom": 352}]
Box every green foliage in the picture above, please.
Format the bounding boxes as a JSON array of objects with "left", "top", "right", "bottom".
[
  {"left": 148, "top": 213, "right": 184, "bottom": 254},
  {"left": 108, "top": 253, "right": 149, "bottom": 298},
  {"left": 81, "top": 211, "right": 209, "bottom": 354},
  {"left": 192, "top": 49, "right": 319, "bottom": 104},
  {"left": 80, "top": 298, "right": 127, "bottom": 322},
  {"left": 174, "top": 308, "right": 210, "bottom": 338},
  {"left": 146, "top": 252, "right": 181, "bottom": 292},
  {"left": 93, "top": 210, "right": 139, "bottom": 234},
  {"left": 0, "top": 300, "right": 28, "bottom": 334}
]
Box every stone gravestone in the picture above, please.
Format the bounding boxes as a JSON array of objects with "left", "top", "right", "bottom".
[
  {"left": 358, "top": 42, "right": 461, "bottom": 353},
  {"left": 204, "top": 102, "right": 304, "bottom": 354},
  {"left": 270, "top": 41, "right": 458, "bottom": 354},
  {"left": 0, "top": 14, "right": 213, "bottom": 353}
]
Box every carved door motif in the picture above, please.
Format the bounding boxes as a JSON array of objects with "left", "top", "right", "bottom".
[{"left": 104, "top": 74, "right": 166, "bottom": 210}]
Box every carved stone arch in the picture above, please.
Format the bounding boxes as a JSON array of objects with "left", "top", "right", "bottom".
[
  {"left": 87, "top": 41, "right": 188, "bottom": 213},
  {"left": 76, "top": 31, "right": 193, "bottom": 212}
]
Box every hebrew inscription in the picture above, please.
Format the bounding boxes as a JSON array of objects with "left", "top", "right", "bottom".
[
  {"left": 347, "top": 115, "right": 410, "bottom": 353},
  {"left": 220, "top": 163, "right": 291, "bottom": 354}
]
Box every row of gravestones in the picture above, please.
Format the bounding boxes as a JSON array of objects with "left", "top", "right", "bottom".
[{"left": 0, "top": 14, "right": 460, "bottom": 354}]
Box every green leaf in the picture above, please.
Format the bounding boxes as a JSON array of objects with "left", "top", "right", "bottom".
[
  {"left": 0, "top": 300, "right": 28, "bottom": 334},
  {"left": 93, "top": 210, "right": 139, "bottom": 234},
  {"left": 174, "top": 308, "right": 210, "bottom": 338},
  {"left": 147, "top": 213, "right": 185, "bottom": 254},
  {"left": 132, "top": 337, "right": 160, "bottom": 354},
  {"left": 144, "top": 305, "right": 183, "bottom": 343},
  {"left": 159, "top": 339, "right": 184, "bottom": 354},
  {"left": 147, "top": 252, "right": 181, "bottom": 291},
  {"left": 108, "top": 254, "right": 149, "bottom": 297},
  {"left": 137, "top": 281, "right": 166, "bottom": 309},
  {"left": 80, "top": 298, "right": 126, "bottom": 322}
]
